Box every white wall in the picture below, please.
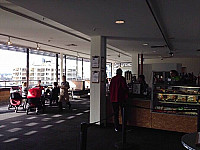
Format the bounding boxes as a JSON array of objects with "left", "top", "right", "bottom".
[
  {"left": 144, "top": 57, "right": 200, "bottom": 76},
  {"left": 152, "top": 63, "right": 182, "bottom": 72}
]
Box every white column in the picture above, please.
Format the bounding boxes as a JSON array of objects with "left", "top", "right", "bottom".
[
  {"left": 90, "top": 36, "right": 106, "bottom": 125},
  {"left": 60, "top": 53, "right": 63, "bottom": 83},
  {"left": 132, "top": 52, "right": 138, "bottom": 77}
]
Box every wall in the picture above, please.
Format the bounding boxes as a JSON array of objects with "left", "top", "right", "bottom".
[{"left": 144, "top": 57, "right": 200, "bottom": 76}]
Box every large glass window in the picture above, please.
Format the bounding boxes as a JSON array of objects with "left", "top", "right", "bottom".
[
  {"left": 66, "top": 56, "right": 76, "bottom": 81},
  {"left": 29, "top": 50, "right": 56, "bottom": 86},
  {"left": 0, "top": 48, "right": 26, "bottom": 87},
  {"left": 106, "top": 63, "right": 112, "bottom": 78},
  {"left": 83, "top": 58, "right": 90, "bottom": 80},
  {"left": 77, "top": 58, "right": 83, "bottom": 80}
]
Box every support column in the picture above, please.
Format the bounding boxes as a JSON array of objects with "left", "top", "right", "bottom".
[
  {"left": 141, "top": 54, "right": 144, "bottom": 75},
  {"left": 26, "top": 48, "right": 29, "bottom": 88},
  {"left": 64, "top": 55, "right": 67, "bottom": 76},
  {"left": 90, "top": 36, "right": 106, "bottom": 125},
  {"left": 132, "top": 52, "right": 138, "bottom": 77},
  {"left": 56, "top": 54, "right": 58, "bottom": 83},
  {"left": 82, "top": 58, "right": 84, "bottom": 80},
  {"left": 60, "top": 53, "right": 63, "bottom": 83},
  {"left": 76, "top": 56, "right": 78, "bottom": 80}
]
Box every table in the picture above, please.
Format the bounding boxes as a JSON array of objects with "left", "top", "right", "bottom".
[{"left": 181, "top": 132, "right": 200, "bottom": 150}]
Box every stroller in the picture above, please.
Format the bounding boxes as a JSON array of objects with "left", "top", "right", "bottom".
[
  {"left": 26, "top": 87, "right": 44, "bottom": 115},
  {"left": 8, "top": 91, "right": 23, "bottom": 113}
]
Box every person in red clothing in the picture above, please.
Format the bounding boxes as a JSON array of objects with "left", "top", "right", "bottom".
[{"left": 109, "top": 68, "right": 128, "bottom": 131}]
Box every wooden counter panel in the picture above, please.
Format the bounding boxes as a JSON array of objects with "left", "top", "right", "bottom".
[
  {"left": 0, "top": 90, "right": 10, "bottom": 102},
  {"left": 106, "top": 98, "right": 197, "bottom": 133},
  {"left": 127, "top": 100, "right": 151, "bottom": 128},
  {"left": 152, "top": 113, "right": 197, "bottom": 133},
  {"left": 127, "top": 108, "right": 151, "bottom": 128}
]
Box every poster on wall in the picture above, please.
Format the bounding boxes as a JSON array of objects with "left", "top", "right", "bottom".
[
  {"left": 92, "top": 56, "right": 99, "bottom": 68},
  {"left": 92, "top": 71, "right": 99, "bottom": 83}
]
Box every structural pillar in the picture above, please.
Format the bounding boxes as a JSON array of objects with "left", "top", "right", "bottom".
[
  {"left": 90, "top": 36, "right": 107, "bottom": 125},
  {"left": 132, "top": 52, "right": 138, "bottom": 77},
  {"left": 76, "top": 56, "right": 78, "bottom": 80},
  {"left": 26, "top": 48, "right": 29, "bottom": 88},
  {"left": 64, "top": 55, "right": 67, "bottom": 76},
  {"left": 56, "top": 54, "right": 58, "bottom": 83},
  {"left": 82, "top": 58, "right": 84, "bottom": 80},
  {"left": 60, "top": 53, "right": 63, "bottom": 83},
  {"left": 141, "top": 54, "right": 144, "bottom": 75}
]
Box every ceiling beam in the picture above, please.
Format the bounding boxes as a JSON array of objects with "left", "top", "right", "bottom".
[{"left": 146, "top": 0, "right": 174, "bottom": 52}]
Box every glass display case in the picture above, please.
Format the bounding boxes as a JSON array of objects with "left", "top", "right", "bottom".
[
  {"left": 152, "top": 71, "right": 200, "bottom": 115},
  {"left": 152, "top": 84, "right": 200, "bottom": 115}
]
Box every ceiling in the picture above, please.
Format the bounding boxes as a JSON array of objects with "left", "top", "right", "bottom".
[{"left": 1, "top": 0, "right": 200, "bottom": 61}]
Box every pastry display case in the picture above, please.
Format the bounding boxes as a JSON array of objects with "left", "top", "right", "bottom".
[{"left": 152, "top": 84, "right": 200, "bottom": 115}]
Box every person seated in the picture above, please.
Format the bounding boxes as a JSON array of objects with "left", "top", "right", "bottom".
[
  {"left": 138, "top": 75, "right": 148, "bottom": 95},
  {"left": 170, "top": 70, "right": 180, "bottom": 83},
  {"left": 50, "top": 82, "right": 60, "bottom": 106}
]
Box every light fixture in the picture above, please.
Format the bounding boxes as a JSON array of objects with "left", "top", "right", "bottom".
[
  {"left": 66, "top": 44, "right": 77, "bottom": 47},
  {"left": 153, "top": 50, "right": 156, "bottom": 53},
  {"left": 142, "top": 43, "right": 148, "bottom": 46},
  {"left": 36, "top": 43, "right": 40, "bottom": 50},
  {"left": 115, "top": 20, "right": 125, "bottom": 24},
  {"left": 118, "top": 53, "right": 120, "bottom": 57},
  {"left": 7, "top": 37, "right": 12, "bottom": 45},
  {"left": 77, "top": 52, "right": 80, "bottom": 58}
]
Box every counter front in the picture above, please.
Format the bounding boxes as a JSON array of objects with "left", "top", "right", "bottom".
[{"left": 106, "top": 96, "right": 197, "bottom": 133}]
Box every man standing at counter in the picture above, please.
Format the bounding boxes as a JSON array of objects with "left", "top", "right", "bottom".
[{"left": 109, "top": 68, "right": 128, "bottom": 132}]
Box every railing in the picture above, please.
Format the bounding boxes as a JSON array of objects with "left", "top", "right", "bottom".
[{"left": 0, "top": 80, "right": 42, "bottom": 88}]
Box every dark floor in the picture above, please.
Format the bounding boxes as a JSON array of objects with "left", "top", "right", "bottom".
[{"left": 0, "top": 98, "right": 186, "bottom": 150}]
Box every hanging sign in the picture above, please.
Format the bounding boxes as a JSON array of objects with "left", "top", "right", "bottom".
[
  {"left": 92, "top": 71, "right": 99, "bottom": 83},
  {"left": 92, "top": 56, "right": 99, "bottom": 68}
]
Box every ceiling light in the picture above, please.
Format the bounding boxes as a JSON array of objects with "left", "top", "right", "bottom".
[
  {"left": 77, "top": 52, "right": 80, "bottom": 58},
  {"left": 142, "top": 43, "right": 148, "bottom": 46},
  {"left": 36, "top": 43, "right": 40, "bottom": 50},
  {"left": 115, "top": 20, "right": 125, "bottom": 24},
  {"left": 153, "top": 50, "right": 156, "bottom": 53},
  {"left": 66, "top": 44, "right": 77, "bottom": 47},
  {"left": 118, "top": 53, "right": 120, "bottom": 57},
  {"left": 7, "top": 37, "right": 12, "bottom": 45}
]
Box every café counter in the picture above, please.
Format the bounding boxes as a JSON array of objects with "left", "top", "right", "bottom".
[{"left": 106, "top": 96, "right": 197, "bottom": 133}]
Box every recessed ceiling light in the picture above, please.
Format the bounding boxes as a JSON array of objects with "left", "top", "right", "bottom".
[
  {"left": 7, "top": 37, "right": 12, "bottom": 45},
  {"left": 142, "top": 43, "right": 148, "bottom": 46},
  {"left": 115, "top": 20, "right": 125, "bottom": 24},
  {"left": 66, "top": 44, "right": 77, "bottom": 47}
]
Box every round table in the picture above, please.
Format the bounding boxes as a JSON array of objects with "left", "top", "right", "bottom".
[{"left": 181, "top": 132, "right": 200, "bottom": 150}]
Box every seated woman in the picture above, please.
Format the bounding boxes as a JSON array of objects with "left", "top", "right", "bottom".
[
  {"left": 50, "top": 82, "right": 60, "bottom": 106},
  {"left": 138, "top": 75, "right": 148, "bottom": 95}
]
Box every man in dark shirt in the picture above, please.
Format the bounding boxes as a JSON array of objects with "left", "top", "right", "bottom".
[{"left": 109, "top": 68, "right": 128, "bottom": 131}]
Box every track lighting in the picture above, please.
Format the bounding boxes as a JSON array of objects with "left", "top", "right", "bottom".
[
  {"left": 77, "top": 52, "right": 80, "bottom": 58},
  {"left": 36, "top": 43, "right": 40, "bottom": 50},
  {"left": 118, "top": 53, "right": 120, "bottom": 58},
  {"left": 7, "top": 37, "right": 12, "bottom": 45}
]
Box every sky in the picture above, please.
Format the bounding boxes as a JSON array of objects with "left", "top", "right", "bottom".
[{"left": 0, "top": 49, "right": 26, "bottom": 73}]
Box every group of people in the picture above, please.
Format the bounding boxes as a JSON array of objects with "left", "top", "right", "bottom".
[{"left": 21, "top": 75, "right": 71, "bottom": 112}]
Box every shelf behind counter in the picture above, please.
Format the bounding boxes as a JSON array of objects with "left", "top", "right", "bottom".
[{"left": 106, "top": 95, "right": 197, "bottom": 133}]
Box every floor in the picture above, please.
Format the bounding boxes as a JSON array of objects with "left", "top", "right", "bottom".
[{"left": 0, "top": 98, "right": 186, "bottom": 150}]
